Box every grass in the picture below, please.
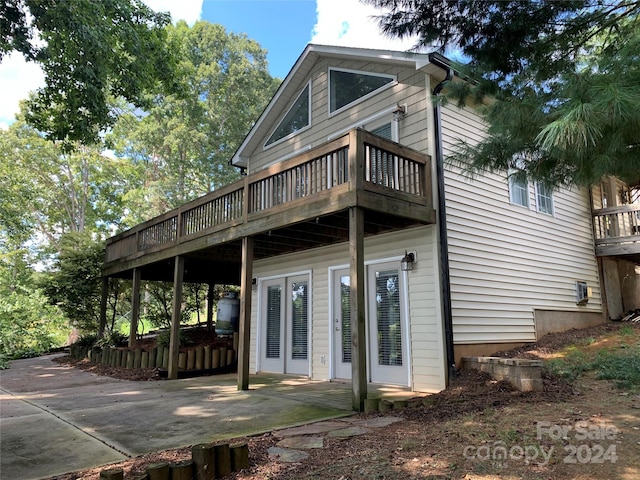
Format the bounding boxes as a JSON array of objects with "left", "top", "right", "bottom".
[
  {"left": 593, "top": 349, "right": 640, "bottom": 389},
  {"left": 545, "top": 326, "right": 640, "bottom": 390}
]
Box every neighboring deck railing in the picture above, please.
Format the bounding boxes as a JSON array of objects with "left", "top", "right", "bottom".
[
  {"left": 105, "top": 129, "right": 431, "bottom": 264},
  {"left": 592, "top": 204, "right": 640, "bottom": 253}
]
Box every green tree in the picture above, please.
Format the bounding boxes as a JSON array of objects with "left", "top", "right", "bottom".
[
  {"left": 0, "top": 243, "right": 67, "bottom": 365},
  {"left": 0, "top": 119, "right": 141, "bottom": 259},
  {"left": 40, "top": 233, "right": 105, "bottom": 333},
  {"left": 1, "top": 0, "right": 178, "bottom": 146},
  {"left": 0, "top": 119, "right": 140, "bottom": 349},
  {"left": 106, "top": 23, "right": 279, "bottom": 340},
  {"left": 367, "top": 0, "right": 640, "bottom": 187},
  {"left": 108, "top": 21, "right": 280, "bottom": 216}
]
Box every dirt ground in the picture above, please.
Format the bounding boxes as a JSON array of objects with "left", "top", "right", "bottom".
[{"left": 48, "top": 322, "right": 640, "bottom": 480}]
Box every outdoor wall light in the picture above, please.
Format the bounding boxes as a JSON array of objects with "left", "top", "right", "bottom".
[
  {"left": 401, "top": 251, "right": 415, "bottom": 271},
  {"left": 393, "top": 104, "right": 406, "bottom": 122}
]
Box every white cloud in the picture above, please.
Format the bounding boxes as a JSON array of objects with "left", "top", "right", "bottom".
[
  {"left": 143, "top": 0, "right": 203, "bottom": 25},
  {"left": 0, "top": 53, "right": 46, "bottom": 126},
  {"left": 312, "top": 0, "right": 419, "bottom": 52}
]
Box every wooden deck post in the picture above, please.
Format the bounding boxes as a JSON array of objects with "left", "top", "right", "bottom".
[
  {"left": 349, "top": 206, "right": 367, "bottom": 412},
  {"left": 207, "top": 284, "right": 215, "bottom": 332},
  {"left": 168, "top": 256, "right": 185, "bottom": 380},
  {"left": 99, "top": 277, "right": 109, "bottom": 338},
  {"left": 129, "top": 267, "right": 142, "bottom": 347},
  {"left": 237, "top": 237, "right": 253, "bottom": 391}
]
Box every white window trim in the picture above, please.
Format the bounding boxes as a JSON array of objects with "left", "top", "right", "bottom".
[
  {"left": 534, "top": 181, "right": 555, "bottom": 216},
  {"left": 264, "top": 80, "right": 312, "bottom": 150},
  {"left": 327, "top": 67, "right": 397, "bottom": 117}
]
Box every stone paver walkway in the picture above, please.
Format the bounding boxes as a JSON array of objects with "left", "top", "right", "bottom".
[{"left": 268, "top": 417, "right": 403, "bottom": 463}]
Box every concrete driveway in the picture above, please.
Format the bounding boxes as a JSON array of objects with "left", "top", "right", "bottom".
[{"left": 0, "top": 354, "right": 352, "bottom": 480}]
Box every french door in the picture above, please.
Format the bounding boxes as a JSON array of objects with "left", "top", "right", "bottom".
[
  {"left": 260, "top": 275, "right": 309, "bottom": 375},
  {"left": 331, "top": 262, "right": 408, "bottom": 385},
  {"left": 368, "top": 264, "right": 407, "bottom": 384}
]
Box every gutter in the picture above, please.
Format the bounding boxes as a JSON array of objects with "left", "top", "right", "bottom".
[{"left": 428, "top": 53, "right": 457, "bottom": 384}]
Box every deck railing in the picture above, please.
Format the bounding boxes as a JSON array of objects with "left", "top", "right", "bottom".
[
  {"left": 248, "top": 136, "right": 350, "bottom": 213},
  {"left": 592, "top": 203, "right": 640, "bottom": 249},
  {"left": 105, "top": 129, "right": 431, "bottom": 264}
]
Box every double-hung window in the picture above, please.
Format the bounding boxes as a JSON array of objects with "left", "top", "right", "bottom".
[
  {"left": 535, "top": 181, "right": 554, "bottom": 215},
  {"left": 508, "top": 171, "right": 530, "bottom": 207}
]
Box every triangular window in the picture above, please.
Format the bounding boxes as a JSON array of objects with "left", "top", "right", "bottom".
[
  {"left": 329, "top": 68, "right": 395, "bottom": 114},
  {"left": 265, "top": 83, "right": 311, "bottom": 147}
]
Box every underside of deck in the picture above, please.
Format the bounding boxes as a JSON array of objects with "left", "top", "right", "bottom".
[{"left": 105, "top": 208, "right": 429, "bottom": 283}]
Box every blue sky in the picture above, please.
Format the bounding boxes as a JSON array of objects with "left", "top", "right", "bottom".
[
  {"left": 0, "top": 0, "right": 418, "bottom": 128},
  {"left": 201, "top": 0, "right": 317, "bottom": 79}
]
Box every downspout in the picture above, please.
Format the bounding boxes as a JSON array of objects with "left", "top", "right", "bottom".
[{"left": 430, "top": 57, "right": 457, "bottom": 384}]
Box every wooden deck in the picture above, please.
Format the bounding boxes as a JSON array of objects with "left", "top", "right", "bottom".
[
  {"left": 103, "top": 129, "right": 435, "bottom": 280},
  {"left": 592, "top": 203, "right": 640, "bottom": 262}
]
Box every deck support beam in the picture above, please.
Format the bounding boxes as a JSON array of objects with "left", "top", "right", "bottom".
[
  {"left": 349, "top": 206, "right": 367, "bottom": 412},
  {"left": 168, "top": 256, "right": 185, "bottom": 380},
  {"left": 207, "top": 284, "right": 215, "bottom": 332},
  {"left": 129, "top": 267, "right": 142, "bottom": 347},
  {"left": 99, "top": 277, "right": 109, "bottom": 338},
  {"left": 238, "top": 237, "right": 253, "bottom": 391}
]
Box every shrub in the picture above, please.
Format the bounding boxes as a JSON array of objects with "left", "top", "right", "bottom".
[
  {"left": 155, "top": 330, "right": 186, "bottom": 348},
  {"left": 96, "top": 331, "right": 128, "bottom": 348},
  {"left": 76, "top": 333, "right": 99, "bottom": 347}
]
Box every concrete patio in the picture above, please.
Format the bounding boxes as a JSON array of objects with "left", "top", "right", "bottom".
[{"left": 0, "top": 354, "right": 419, "bottom": 479}]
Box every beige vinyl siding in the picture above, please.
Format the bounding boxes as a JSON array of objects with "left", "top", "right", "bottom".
[
  {"left": 249, "top": 225, "right": 445, "bottom": 392},
  {"left": 248, "top": 58, "right": 428, "bottom": 172},
  {"left": 440, "top": 103, "right": 602, "bottom": 344}
]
